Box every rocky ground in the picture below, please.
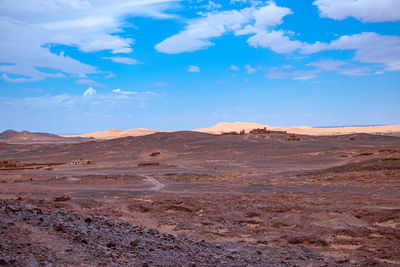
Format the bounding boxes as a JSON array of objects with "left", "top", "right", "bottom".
[
  {"left": 1, "top": 199, "right": 338, "bottom": 266},
  {"left": 0, "top": 132, "right": 399, "bottom": 266}
]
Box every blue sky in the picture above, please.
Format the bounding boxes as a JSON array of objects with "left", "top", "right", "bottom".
[{"left": 0, "top": 0, "right": 399, "bottom": 134}]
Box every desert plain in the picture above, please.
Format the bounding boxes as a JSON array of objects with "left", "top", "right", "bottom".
[{"left": 1, "top": 124, "right": 400, "bottom": 266}]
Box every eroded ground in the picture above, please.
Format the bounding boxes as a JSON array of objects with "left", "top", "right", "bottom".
[{"left": 0, "top": 132, "right": 399, "bottom": 266}]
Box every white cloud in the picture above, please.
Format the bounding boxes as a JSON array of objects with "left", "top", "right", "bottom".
[
  {"left": 102, "top": 57, "right": 141, "bottom": 65},
  {"left": 155, "top": 2, "right": 299, "bottom": 55},
  {"left": 83, "top": 87, "right": 96, "bottom": 97},
  {"left": 337, "top": 66, "right": 376, "bottom": 76},
  {"left": 0, "top": 88, "right": 161, "bottom": 131},
  {"left": 230, "top": 0, "right": 249, "bottom": 4},
  {"left": 313, "top": 0, "right": 400, "bottom": 22},
  {"left": 269, "top": 58, "right": 381, "bottom": 80},
  {"left": 200, "top": 1, "right": 222, "bottom": 10},
  {"left": 252, "top": 2, "right": 292, "bottom": 29},
  {"left": 188, "top": 65, "right": 201, "bottom": 72},
  {"left": 302, "top": 32, "right": 400, "bottom": 71},
  {"left": 112, "top": 88, "right": 138, "bottom": 95},
  {"left": 155, "top": 8, "right": 251, "bottom": 53},
  {"left": 244, "top": 64, "right": 257, "bottom": 74},
  {"left": 75, "top": 79, "right": 105, "bottom": 88},
  {"left": 266, "top": 68, "right": 318, "bottom": 81},
  {"left": 247, "top": 30, "right": 303, "bottom": 54},
  {"left": 105, "top": 73, "right": 116, "bottom": 79},
  {"left": 1, "top": 72, "right": 65, "bottom": 83},
  {"left": 230, "top": 65, "right": 239, "bottom": 71},
  {"left": 0, "top": 0, "right": 177, "bottom": 82},
  {"left": 307, "top": 59, "right": 345, "bottom": 71},
  {"left": 112, "top": 89, "right": 156, "bottom": 96}
]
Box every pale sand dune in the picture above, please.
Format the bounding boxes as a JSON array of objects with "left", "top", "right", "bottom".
[
  {"left": 62, "top": 122, "right": 400, "bottom": 140},
  {"left": 62, "top": 128, "right": 166, "bottom": 140},
  {"left": 194, "top": 122, "right": 400, "bottom": 136}
]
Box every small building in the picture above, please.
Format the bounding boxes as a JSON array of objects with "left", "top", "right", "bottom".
[
  {"left": 221, "top": 130, "right": 245, "bottom": 135},
  {"left": 0, "top": 160, "right": 23, "bottom": 168},
  {"left": 250, "top": 127, "right": 267, "bottom": 134},
  {"left": 71, "top": 159, "right": 95, "bottom": 165},
  {"left": 250, "top": 127, "right": 287, "bottom": 134}
]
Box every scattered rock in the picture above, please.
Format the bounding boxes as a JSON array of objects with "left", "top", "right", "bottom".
[
  {"left": 0, "top": 258, "right": 10, "bottom": 266},
  {"left": 53, "top": 194, "right": 71, "bottom": 202}
]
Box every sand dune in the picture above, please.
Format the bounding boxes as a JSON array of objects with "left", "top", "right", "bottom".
[
  {"left": 62, "top": 128, "right": 165, "bottom": 140},
  {"left": 194, "top": 122, "right": 400, "bottom": 136},
  {"left": 61, "top": 122, "right": 400, "bottom": 140}
]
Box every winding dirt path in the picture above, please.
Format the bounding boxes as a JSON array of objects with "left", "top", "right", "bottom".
[
  {"left": 145, "top": 176, "right": 165, "bottom": 191},
  {"left": 244, "top": 133, "right": 258, "bottom": 143}
]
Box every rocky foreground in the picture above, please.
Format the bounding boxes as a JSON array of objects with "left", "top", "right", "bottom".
[{"left": 0, "top": 198, "right": 341, "bottom": 267}]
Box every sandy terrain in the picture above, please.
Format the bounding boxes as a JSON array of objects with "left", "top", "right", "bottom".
[
  {"left": 1, "top": 131, "right": 399, "bottom": 266},
  {"left": 57, "top": 122, "right": 400, "bottom": 141},
  {"left": 195, "top": 122, "right": 400, "bottom": 136},
  {"left": 62, "top": 128, "right": 166, "bottom": 140}
]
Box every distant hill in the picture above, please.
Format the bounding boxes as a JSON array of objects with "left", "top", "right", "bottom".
[
  {"left": 62, "top": 128, "right": 167, "bottom": 140},
  {"left": 194, "top": 122, "right": 400, "bottom": 136},
  {"left": 0, "top": 130, "right": 92, "bottom": 143}
]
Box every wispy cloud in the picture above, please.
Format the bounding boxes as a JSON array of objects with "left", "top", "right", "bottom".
[
  {"left": 244, "top": 64, "right": 257, "bottom": 74},
  {"left": 266, "top": 68, "right": 318, "bottom": 81},
  {"left": 155, "top": 82, "right": 169, "bottom": 87},
  {"left": 112, "top": 89, "right": 157, "bottom": 96},
  {"left": 0, "top": 0, "right": 178, "bottom": 82},
  {"left": 188, "top": 65, "right": 201, "bottom": 73},
  {"left": 230, "top": 65, "right": 239, "bottom": 71},
  {"left": 102, "top": 57, "right": 141, "bottom": 65},
  {"left": 75, "top": 79, "right": 106, "bottom": 88}
]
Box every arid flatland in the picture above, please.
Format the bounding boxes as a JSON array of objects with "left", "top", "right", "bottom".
[{"left": 1, "top": 131, "right": 399, "bottom": 266}]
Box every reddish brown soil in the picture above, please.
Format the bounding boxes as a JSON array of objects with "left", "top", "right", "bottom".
[{"left": 0, "top": 131, "right": 399, "bottom": 266}]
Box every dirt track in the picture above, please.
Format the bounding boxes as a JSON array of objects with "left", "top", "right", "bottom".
[{"left": 1, "top": 131, "right": 399, "bottom": 266}]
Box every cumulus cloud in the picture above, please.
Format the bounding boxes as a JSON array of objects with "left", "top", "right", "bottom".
[
  {"left": 0, "top": 0, "right": 177, "bottom": 82},
  {"left": 83, "top": 87, "right": 96, "bottom": 97},
  {"left": 155, "top": 8, "right": 251, "bottom": 53},
  {"left": 252, "top": 2, "right": 292, "bottom": 29},
  {"left": 302, "top": 32, "right": 400, "bottom": 71},
  {"left": 102, "top": 57, "right": 141, "bottom": 65},
  {"left": 246, "top": 30, "right": 303, "bottom": 54},
  {"left": 313, "top": 0, "right": 400, "bottom": 22},
  {"left": 155, "top": 1, "right": 301, "bottom": 54},
  {"left": 188, "top": 65, "right": 201, "bottom": 72}
]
